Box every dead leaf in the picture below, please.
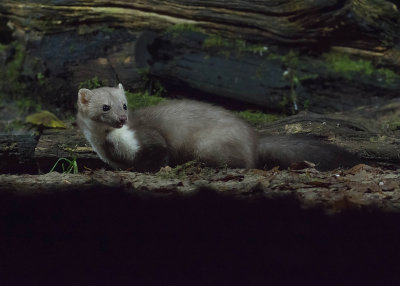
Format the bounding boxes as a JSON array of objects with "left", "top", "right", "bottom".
[
  {"left": 344, "top": 164, "right": 380, "bottom": 175},
  {"left": 331, "top": 197, "right": 360, "bottom": 212},
  {"left": 158, "top": 166, "right": 172, "bottom": 173},
  {"left": 26, "top": 110, "right": 67, "bottom": 129},
  {"left": 213, "top": 174, "right": 244, "bottom": 182},
  {"left": 308, "top": 181, "right": 331, "bottom": 188},
  {"left": 251, "top": 169, "right": 271, "bottom": 176},
  {"left": 289, "top": 161, "right": 316, "bottom": 170},
  {"left": 350, "top": 170, "right": 372, "bottom": 181},
  {"left": 380, "top": 180, "right": 400, "bottom": 191},
  {"left": 348, "top": 181, "right": 380, "bottom": 193}
]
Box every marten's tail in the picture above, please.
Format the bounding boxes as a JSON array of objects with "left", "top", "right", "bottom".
[{"left": 257, "top": 135, "right": 360, "bottom": 171}]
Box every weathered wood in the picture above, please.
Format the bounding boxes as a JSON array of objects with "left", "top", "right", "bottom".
[
  {"left": 33, "top": 127, "right": 108, "bottom": 173},
  {"left": 0, "top": 132, "right": 38, "bottom": 173},
  {"left": 258, "top": 99, "right": 400, "bottom": 167},
  {"left": 1, "top": 0, "right": 399, "bottom": 49},
  {"left": 1, "top": 166, "right": 400, "bottom": 285},
  {"left": 19, "top": 29, "right": 142, "bottom": 110},
  {"left": 0, "top": 165, "right": 399, "bottom": 213},
  {"left": 1, "top": 1, "right": 399, "bottom": 113},
  {"left": 141, "top": 30, "right": 400, "bottom": 112}
]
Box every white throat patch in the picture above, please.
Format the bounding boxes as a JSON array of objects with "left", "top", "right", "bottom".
[{"left": 106, "top": 125, "right": 140, "bottom": 161}]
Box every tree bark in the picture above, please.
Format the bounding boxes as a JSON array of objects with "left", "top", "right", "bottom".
[
  {"left": 141, "top": 30, "right": 400, "bottom": 112},
  {"left": 258, "top": 99, "right": 400, "bottom": 168},
  {"left": 1, "top": 0, "right": 399, "bottom": 49},
  {"left": 0, "top": 1, "right": 399, "bottom": 112}
]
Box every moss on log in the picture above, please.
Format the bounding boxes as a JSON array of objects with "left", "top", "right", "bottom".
[
  {"left": 1, "top": 0, "right": 399, "bottom": 49},
  {"left": 0, "top": 1, "right": 399, "bottom": 112},
  {"left": 141, "top": 30, "right": 400, "bottom": 112}
]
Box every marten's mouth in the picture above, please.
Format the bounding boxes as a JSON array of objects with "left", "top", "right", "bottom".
[
  {"left": 114, "top": 117, "right": 127, "bottom": 129},
  {"left": 112, "top": 121, "right": 125, "bottom": 128}
]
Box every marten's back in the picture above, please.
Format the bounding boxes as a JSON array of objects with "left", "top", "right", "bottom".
[{"left": 129, "top": 100, "right": 258, "bottom": 168}]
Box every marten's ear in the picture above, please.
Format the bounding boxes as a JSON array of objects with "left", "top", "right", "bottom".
[
  {"left": 78, "top": 89, "right": 94, "bottom": 110},
  {"left": 118, "top": 83, "right": 124, "bottom": 91}
]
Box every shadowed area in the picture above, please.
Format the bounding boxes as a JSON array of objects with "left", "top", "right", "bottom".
[{"left": 0, "top": 187, "right": 399, "bottom": 285}]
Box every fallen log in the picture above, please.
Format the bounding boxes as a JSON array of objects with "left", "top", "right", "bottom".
[
  {"left": 33, "top": 127, "right": 108, "bottom": 174},
  {"left": 140, "top": 30, "right": 400, "bottom": 112},
  {"left": 258, "top": 99, "right": 400, "bottom": 168},
  {"left": 0, "top": 165, "right": 400, "bottom": 284},
  {"left": 0, "top": 165, "right": 399, "bottom": 213},
  {"left": 0, "top": 132, "right": 37, "bottom": 173},
  {"left": 1, "top": 0, "right": 399, "bottom": 48},
  {"left": 0, "top": 1, "right": 399, "bottom": 112}
]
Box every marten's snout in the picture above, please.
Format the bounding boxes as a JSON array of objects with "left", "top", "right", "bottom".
[
  {"left": 112, "top": 115, "right": 127, "bottom": 128},
  {"left": 119, "top": 115, "right": 127, "bottom": 125}
]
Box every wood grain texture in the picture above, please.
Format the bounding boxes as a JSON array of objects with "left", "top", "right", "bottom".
[
  {"left": 0, "top": 165, "right": 399, "bottom": 212},
  {"left": 1, "top": 0, "right": 399, "bottom": 48},
  {"left": 0, "top": 0, "right": 399, "bottom": 112}
]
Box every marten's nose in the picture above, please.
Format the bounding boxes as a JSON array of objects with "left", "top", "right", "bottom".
[{"left": 119, "top": 115, "right": 127, "bottom": 124}]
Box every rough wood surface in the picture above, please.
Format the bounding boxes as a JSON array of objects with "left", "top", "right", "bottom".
[
  {"left": 0, "top": 132, "right": 37, "bottom": 173},
  {"left": 34, "top": 127, "right": 107, "bottom": 173},
  {"left": 1, "top": 165, "right": 399, "bottom": 213},
  {"left": 258, "top": 99, "right": 400, "bottom": 167},
  {"left": 1, "top": 1, "right": 399, "bottom": 112},
  {"left": 2, "top": 165, "right": 400, "bottom": 285},
  {"left": 141, "top": 30, "right": 400, "bottom": 112},
  {"left": 0, "top": 0, "right": 400, "bottom": 112},
  {"left": 1, "top": 0, "right": 399, "bottom": 49}
]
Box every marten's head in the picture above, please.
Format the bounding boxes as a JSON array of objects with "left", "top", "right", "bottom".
[{"left": 77, "top": 83, "right": 128, "bottom": 128}]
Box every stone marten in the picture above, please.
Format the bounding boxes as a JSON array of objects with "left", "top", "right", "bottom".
[{"left": 76, "top": 84, "right": 358, "bottom": 172}]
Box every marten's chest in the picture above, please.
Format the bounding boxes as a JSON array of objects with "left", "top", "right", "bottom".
[{"left": 104, "top": 126, "right": 140, "bottom": 162}]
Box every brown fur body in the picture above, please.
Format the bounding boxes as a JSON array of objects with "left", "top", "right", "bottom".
[
  {"left": 77, "top": 85, "right": 357, "bottom": 172},
  {"left": 77, "top": 85, "right": 257, "bottom": 171}
]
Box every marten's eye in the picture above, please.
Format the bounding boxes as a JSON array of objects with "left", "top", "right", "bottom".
[
  {"left": 123, "top": 104, "right": 127, "bottom": 110},
  {"left": 103, "top": 105, "right": 111, "bottom": 112}
]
